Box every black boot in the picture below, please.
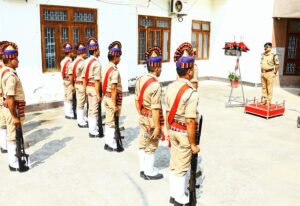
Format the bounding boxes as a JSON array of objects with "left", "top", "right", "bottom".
[
  {"left": 104, "top": 144, "right": 113, "bottom": 152},
  {"left": 9, "top": 165, "right": 29, "bottom": 173},
  {"left": 140, "top": 171, "right": 146, "bottom": 178},
  {"left": 144, "top": 173, "right": 163, "bottom": 180},
  {"left": 1, "top": 148, "right": 8, "bottom": 154},
  {"left": 174, "top": 200, "right": 190, "bottom": 206},
  {"left": 89, "top": 133, "right": 101, "bottom": 138},
  {"left": 65, "top": 116, "right": 76, "bottom": 120},
  {"left": 78, "top": 124, "right": 88, "bottom": 128},
  {"left": 169, "top": 197, "right": 175, "bottom": 204}
]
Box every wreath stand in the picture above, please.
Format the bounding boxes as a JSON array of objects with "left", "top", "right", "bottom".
[{"left": 226, "top": 55, "right": 246, "bottom": 107}]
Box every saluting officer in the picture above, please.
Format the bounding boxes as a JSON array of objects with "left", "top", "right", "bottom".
[
  {"left": 72, "top": 42, "right": 88, "bottom": 128},
  {"left": 165, "top": 42, "right": 200, "bottom": 205},
  {"left": 260, "top": 42, "right": 279, "bottom": 105},
  {"left": 61, "top": 42, "right": 74, "bottom": 119},
  {"left": 102, "top": 41, "right": 124, "bottom": 152},
  {"left": 2, "top": 42, "right": 29, "bottom": 172},
  {"left": 0, "top": 41, "right": 9, "bottom": 153},
  {"left": 83, "top": 38, "right": 102, "bottom": 138},
  {"left": 135, "top": 46, "right": 164, "bottom": 180}
]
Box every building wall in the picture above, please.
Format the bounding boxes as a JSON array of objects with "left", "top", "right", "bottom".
[
  {"left": 210, "top": 0, "right": 275, "bottom": 84},
  {"left": 0, "top": 0, "right": 284, "bottom": 107},
  {"left": 0, "top": 0, "right": 213, "bottom": 105},
  {"left": 130, "top": 0, "right": 213, "bottom": 82}
]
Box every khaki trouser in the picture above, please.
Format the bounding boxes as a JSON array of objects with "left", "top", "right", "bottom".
[
  {"left": 86, "top": 86, "right": 98, "bottom": 118},
  {"left": 0, "top": 102, "right": 6, "bottom": 129},
  {"left": 75, "top": 84, "right": 86, "bottom": 110},
  {"left": 169, "top": 129, "right": 192, "bottom": 177},
  {"left": 261, "top": 72, "right": 275, "bottom": 103},
  {"left": 2, "top": 107, "right": 24, "bottom": 143},
  {"left": 138, "top": 115, "right": 159, "bottom": 154},
  {"left": 103, "top": 96, "right": 121, "bottom": 127},
  {"left": 64, "top": 80, "right": 73, "bottom": 102}
]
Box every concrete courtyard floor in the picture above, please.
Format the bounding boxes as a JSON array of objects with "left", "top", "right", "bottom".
[{"left": 0, "top": 81, "right": 299, "bottom": 206}]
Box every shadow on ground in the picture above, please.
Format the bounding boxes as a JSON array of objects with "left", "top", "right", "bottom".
[
  {"left": 29, "top": 136, "right": 74, "bottom": 169},
  {"left": 25, "top": 126, "right": 62, "bottom": 147},
  {"left": 23, "top": 120, "right": 48, "bottom": 133},
  {"left": 25, "top": 112, "right": 43, "bottom": 122},
  {"left": 154, "top": 145, "right": 170, "bottom": 170},
  {"left": 282, "top": 88, "right": 300, "bottom": 97},
  {"left": 122, "top": 126, "right": 139, "bottom": 149}
]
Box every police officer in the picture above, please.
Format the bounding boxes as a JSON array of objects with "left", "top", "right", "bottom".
[
  {"left": 61, "top": 42, "right": 74, "bottom": 119},
  {"left": 72, "top": 42, "right": 88, "bottom": 128},
  {"left": 260, "top": 42, "right": 279, "bottom": 105},
  {"left": 102, "top": 41, "right": 123, "bottom": 152},
  {"left": 0, "top": 41, "right": 9, "bottom": 153},
  {"left": 166, "top": 42, "right": 200, "bottom": 205},
  {"left": 1, "top": 42, "right": 29, "bottom": 172},
  {"left": 83, "top": 38, "right": 102, "bottom": 138},
  {"left": 135, "top": 46, "right": 164, "bottom": 180}
]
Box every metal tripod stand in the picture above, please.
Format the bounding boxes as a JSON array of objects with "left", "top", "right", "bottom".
[{"left": 226, "top": 55, "right": 246, "bottom": 107}]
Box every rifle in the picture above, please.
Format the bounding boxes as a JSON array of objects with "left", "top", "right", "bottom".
[
  {"left": 72, "top": 91, "right": 77, "bottom": 119},
  {"left": 15, "top": 109, "right": 29, "bottom": 172},
  {"left": 189, "top": 115, "right": 203, "bottom": 206},
  {"left": 98, "top": 89, "right": 104, "bottom": 137},
  {"left": 114, "top": 113, "right": 124, "bottom": 152}
]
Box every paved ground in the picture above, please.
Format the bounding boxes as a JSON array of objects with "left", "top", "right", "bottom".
[{"left": 0, "top": 81, "right": 299, "bottom": 206}]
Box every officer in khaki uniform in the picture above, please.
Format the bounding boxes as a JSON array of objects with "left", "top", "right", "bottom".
[
  {"left": 135, "top": 47, "right": 164, "bottom": 180},
  {"left": 71, "top": 42, "right": 88, "bottom": 128},
  {"left": 190, "top": 49, "right": 199, "bottom": 89},
  {"left": 102, "top": 41, "right": 123, "bottom": 152},
  {"left": 1, "top": 42, "right": 29, "bottom": 172},
  {"left": 165, "top": 43, "right": 200, "bottom": 206},
  {"left": 82, "top": 38, "right": 102, "bottom": 138},
  {"left": 0, "top": 41, "right": 9, "bottom": 153},
  {"left": 61, "top": 42, "right": 74, "bottom": 119},
  {"left": 260, "top": 42, "right": 279, "bottom": 105}
]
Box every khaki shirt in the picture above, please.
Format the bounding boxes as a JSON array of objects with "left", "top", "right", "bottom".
[
  {"left": 260, "top": 52, "right": 279, "bottom": 70},
  {"left": 190, "top": 64, "right": 198, "bottom": 83},
  {"left": 70, "top": 56, "right": 85, "bottom": 81},
  {"left": 135, "top": 73, "right": 162, "bottom": 110},
  {"left": 82, "top": 56, "right": 101, "bottom": 83},
  {"left": 165, "top": 78, "right": 198, "bottom": 122},
  {"left": 60, "top": 56, "right": 72, "bottom": 79},
  {"left": 101, "top": 62, "right": 122, "bottom": 93},
  {"left": 2, "top": 66, "right": 25, "bottom": 101}
]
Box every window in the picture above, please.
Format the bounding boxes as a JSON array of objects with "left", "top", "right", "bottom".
[
  {"left": 191, "top": 20, "right": 210, "bottom": 60},
  {"left": 138, "top": 15, "right": 171, "bottom": 64},
  {"left": 284, "top": 20, "right": 300, "bottom": 75},
  {"left": 40, "top": 5, "right": 97, "bottom": 72}
]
